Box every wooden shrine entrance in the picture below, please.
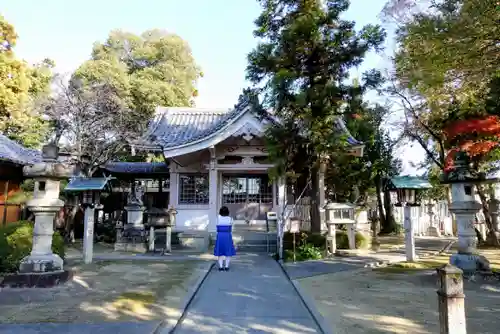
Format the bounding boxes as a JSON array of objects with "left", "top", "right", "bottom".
[{"left": 221, "top": 174, "right": 273, "bottom": 224}]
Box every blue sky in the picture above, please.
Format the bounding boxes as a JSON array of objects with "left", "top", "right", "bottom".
[{"left": 2, "top": 0, "right": 423, "bottom": 173}]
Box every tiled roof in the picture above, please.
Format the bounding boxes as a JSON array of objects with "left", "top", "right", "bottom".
[
  {"left": 0, "top": 134, "right": 42, "bottom": 165},
  {"left": 137, "top": 101, "right": 251, "bottom": 150},
  {"left": 65, "top": 177, "right": 113, "bottom": 191},
  {"left": 104, "top": 162, "right": 169, "bottom": 174},
  {"left": 137, "top": 100, "right": 362, "bottom": 150}
]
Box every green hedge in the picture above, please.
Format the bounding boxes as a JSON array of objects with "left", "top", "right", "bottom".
[
  {"left": 283, "top": 230, "right": 370, "bottom": 250},
  {"left": 0, "top": 221, "right": 65, "bottom": 273}
]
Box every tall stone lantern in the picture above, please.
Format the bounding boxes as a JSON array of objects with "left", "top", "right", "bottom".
[
  {"left": 440, "top": 151, "right": 492, "bottom": 273},
  {"left": 20, "top": 144, "right": 74, "bottom": 273},
  {"left": 387, "top": 176, "right": 431, "bottom": 262}
]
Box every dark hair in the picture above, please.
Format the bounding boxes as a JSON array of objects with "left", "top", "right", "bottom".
[{"left": 219, "top": 206, "right": 230, "bottom": 216}]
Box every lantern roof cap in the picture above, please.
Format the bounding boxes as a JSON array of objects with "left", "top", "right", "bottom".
[
  {"left": 388, "top": 175, "right": 431, "bottom": 190},
  {"left": 64, "top": 176, "right": 114, "bottom": 192},
  {"left": 324, "top": 202, "right": 356, "bottom": 210}
]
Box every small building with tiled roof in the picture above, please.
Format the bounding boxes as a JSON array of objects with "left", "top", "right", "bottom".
[
  {"left": 129, "top": 98, "right": 364, "bottom": 233},
  {"left": 0, "top": 134, "right": 42, "bottom": 225}
]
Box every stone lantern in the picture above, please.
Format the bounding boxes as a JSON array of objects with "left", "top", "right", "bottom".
[
  {"left": 20, "top": 143, "right": 74, "bottom": 274},
  {"left": 388, "top": 176, "right": 431, "bottom": 262},
  {"left": 324, "top": 202, "right": 356, "bottom": 255},
  {"left": 145, "top": 206, "right": 177, "bottom": 254},
  {"left": 440, "top": 151, "right": 492, "bottom": 273},
  {"left": 426, "top": 199, "right": 441, "bottom": 237}
]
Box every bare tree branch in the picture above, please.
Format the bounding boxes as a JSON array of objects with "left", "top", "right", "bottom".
[{"left": 41, "top": 75, "right": 144, "bottom": 176}]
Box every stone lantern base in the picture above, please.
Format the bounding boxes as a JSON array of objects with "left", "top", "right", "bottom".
[
  {"left": 450, "top": 253, "right": 490, "bottom": 275},
  {"left": 426, "top": 225, "right": 441, "bottom": 237},
  {"left": 0, "top": 269, "right": 73, "bottom": 288},
  {"left": 114, "top": 205, "right": 147, "bottom": 253}
]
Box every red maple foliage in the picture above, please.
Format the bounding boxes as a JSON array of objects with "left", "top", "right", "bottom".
[{"left": 443, "top": 116, "right": 500, "bottom": 171}]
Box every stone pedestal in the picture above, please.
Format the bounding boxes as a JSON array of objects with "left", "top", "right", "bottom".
[
  {"left": 114, "top": 204, "right": 147, "bottom": 253},
  {"left": 16, "top": 144, "right": 74, "bottom": 286},
  {"left": 19, "top": 197, "right": 65, "bottom": 273},
  {"left": 404, "top": 204, "right": 416, "bottom": 262},
  {"left": 449, "top": 183, "right": 490, "bottom": 273}
]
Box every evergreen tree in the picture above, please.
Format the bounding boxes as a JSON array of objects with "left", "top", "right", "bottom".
[{"left": 246, "top": 0, "right": 386, "bottom": 232}]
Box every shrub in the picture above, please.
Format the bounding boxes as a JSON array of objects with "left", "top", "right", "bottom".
[
  {"left": 0, "top": 220, "right": 65, "bottom": 273},
  {"left": 336, "top": 231, "right": 371, "bottom": 249}
]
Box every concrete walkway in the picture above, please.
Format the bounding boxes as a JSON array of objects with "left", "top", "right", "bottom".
[{"left": 171, "top": 253, "right": 322, "bottom": 334}]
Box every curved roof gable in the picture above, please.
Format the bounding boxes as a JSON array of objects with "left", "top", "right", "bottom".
[
  {"left": 0, "top": 134, "right": 42, "bottom": 165},
  {"left": 135, "top": 100, "right": 362, "bottom": 158}
]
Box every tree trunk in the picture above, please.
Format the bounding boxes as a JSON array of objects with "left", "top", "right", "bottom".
[
  {"left": 375, "top": 174, "right": 387, "bottom": 227},
  {"left": 380, "top": 186, "right": 398, "bottom": 234},
  {"left": 476, "top": 185, "right": 500, "bottom": 247},
  {"left": 309, "top": 166, "right": 322, "bottom": 233},
  {"left": 64, "top": 205, "right": 78, "bottom": 243}
]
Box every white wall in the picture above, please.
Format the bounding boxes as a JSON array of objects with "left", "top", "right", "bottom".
[{"left": 174, "top": 208, "right": 209, "bottom": 231}]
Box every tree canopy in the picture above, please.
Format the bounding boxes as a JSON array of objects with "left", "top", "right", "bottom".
[
  {"left": 73, "top": 29, "right": 202, "bottom": 121},
  {"left": 0, "top": 15, "right": 53, "bottom": 147},
  {"left": 246, "top": 0, "right": 386, "bottom": 232}
]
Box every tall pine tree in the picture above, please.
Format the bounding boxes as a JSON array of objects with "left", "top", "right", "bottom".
[{"left": 246, "top": 0, "right": 386, "bottom": 232}]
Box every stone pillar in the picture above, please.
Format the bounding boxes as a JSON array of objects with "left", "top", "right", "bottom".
[
  {"left": 20, "top": 144, "right": 73, "bottom": 273},
  {"left": 404, "top": 204, "right": 416, "bottom": 262},
  {"left": 449, "top": 183, "right": 490, "bottom": 273},
  {"left": 325, "top": 222, "right": 336, "bottom": 255},
  {"left": 347, "top": 224, "right": 356, "bottom": 249},
  {"left": 437, "top": 264, "right": 466, "bottom": 334},
  {"left": 149, "top": 226, "right": 155, "bottom": 252},
  {"left": 83, "top": 206, "right": 95, "bottom": 264}
]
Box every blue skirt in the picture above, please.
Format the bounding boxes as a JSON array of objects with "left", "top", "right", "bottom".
[{"left": 213, "top": 225, "right": 236, "bottom": 257}]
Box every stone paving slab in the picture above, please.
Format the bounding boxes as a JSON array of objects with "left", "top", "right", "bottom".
[{"left": 171, "top": 253, "right": 321, "bottom": 334}]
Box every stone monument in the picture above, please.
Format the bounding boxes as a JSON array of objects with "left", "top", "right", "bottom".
[
  {"left": 114, "top": 182, "right": 147, "bottom": 252},
  {"left": 441, "top": 151, "right": 491, "bottom": 274},
  {"left": 426, "top": 201, "right": 441, "bottom": 237}
]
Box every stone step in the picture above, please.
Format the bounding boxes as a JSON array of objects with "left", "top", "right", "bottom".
[
  {"left": 236, "top": 244, "right": 277, "bottom": 253},
  {"left": 233, "top": 224, "right": 277, "bottom": 233}
]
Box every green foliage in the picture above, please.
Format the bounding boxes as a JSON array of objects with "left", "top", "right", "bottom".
[
  {"left": 74, "top": 29, "right": 202, "bottom": 122},
  {"left": 281, "top": 230, "right": 371, "bottom": 261},
  {"left": 0, "top": 16, "right": 53, "bottom": 147},
  {"left": 246, "top": 0, "right": 387, "bottom": 179},
  {"left": 329, "top": 101, "right": 402, "bottom": 202},
  {"left": 0, "top": 221, "right": 65, "bottom": 273}
]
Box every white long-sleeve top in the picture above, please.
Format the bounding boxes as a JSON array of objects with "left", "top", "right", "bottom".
[{"left": 217, "top": 215, "right": 233, "bottom": 226}]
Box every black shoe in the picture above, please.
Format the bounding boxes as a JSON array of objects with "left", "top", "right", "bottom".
[
  {"left": 218, "top": 267, "right": 224, "bottom": 271},
  {"left": 224, "top": 267, "right": 229, "bottom": 271}
]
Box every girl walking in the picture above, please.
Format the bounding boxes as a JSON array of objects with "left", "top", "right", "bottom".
[{"left": 213, "top": 206, "right": 236, "bottom": 271}]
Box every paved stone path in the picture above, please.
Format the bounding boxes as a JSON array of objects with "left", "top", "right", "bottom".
[{"left": 171, "top": 253, "right": 321, "bottom": 334}]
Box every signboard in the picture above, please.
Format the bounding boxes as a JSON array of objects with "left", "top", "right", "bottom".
[{"left": 289, "top": 220, "right": 300, "bottom": 233}]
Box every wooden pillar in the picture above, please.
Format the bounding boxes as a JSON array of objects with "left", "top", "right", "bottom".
[
  {"left": 2, "top": 180, "right": 9, "bottom": 226},
  {"left": 208, "top": 147, "right": 218, "bottom": 232}
]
